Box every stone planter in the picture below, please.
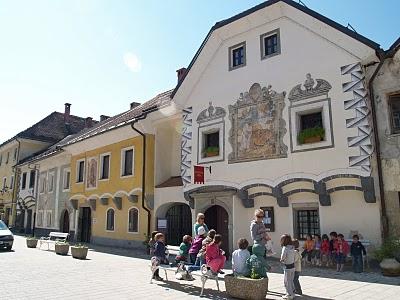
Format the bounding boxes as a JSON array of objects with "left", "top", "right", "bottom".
[
  {"left": 71, "top": 246, "right": 88, "bottom": 260},
  {"left": 26, "top": 239, "right": 38, "bottom": 248},
  {"left": 224, "top": 274, "right": 268, "bottom": 300},
  {"left": 380, "top": 258, "right": 400, "bottom": 277},
  {"left": 55, "top": 243, "right": 69, "bottom": 256}
]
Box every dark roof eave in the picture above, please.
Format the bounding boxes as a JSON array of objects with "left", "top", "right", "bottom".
[
  {"left": 386, "top": 37, "right": 400, "bottom": 58},
  {"left": 172, "top": 0, "right": 380, "bottom": 98}
]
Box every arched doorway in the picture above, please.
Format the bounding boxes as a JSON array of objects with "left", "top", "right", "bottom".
[
  {"left": 165, "top": 204, "right": 192, "bottom": 246},
  {"left": 205, "top": 205, "right": 229, "bottom": 257},
  {"left": 61, "top": 210, "right": 70, "bottom": 233}
]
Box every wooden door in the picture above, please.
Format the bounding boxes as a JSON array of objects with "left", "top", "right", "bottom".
[
  {"left": 62, "top": 210, "right": 70, "bottom": 233},
  {"left": 25, "top": 209, "right": 32, "bottom": 234},
  {"left": 205, "top": 205, "right": 229, "bottom": 257},
  {"left": 79, "top": 207, "right": 91, "bottom": 243}
]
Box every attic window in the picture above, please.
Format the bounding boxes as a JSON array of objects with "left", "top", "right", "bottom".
[
  {"left": 260, "top": 29, "right": 281, "bottom": 60},
  {"left": 229, "top": 42, "right": 246, "bottom": 70}
]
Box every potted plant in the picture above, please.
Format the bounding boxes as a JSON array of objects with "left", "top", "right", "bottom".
[
  {"left": 298, "top": 127, "right": 325, "bottom": 144},
  {"left": 26, "top": 236, "right": 38, "bottom": 248},
  {"left": 71, "top": 243, "right": 89, "bottom": 259},
  {"left": 204, "top": 146, "right": 219, "bottom": 157},
  {"left": 374, "top": 238, "right": 400, "bottom": 276},
  {"left": 55, "top": 241, "right": 70, "bottom": 255},
  {"left": 225, "top": 272, "right": 268, "bottom": 300}
]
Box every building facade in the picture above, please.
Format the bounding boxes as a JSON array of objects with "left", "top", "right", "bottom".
[
  {"left": 369, "top": 37, "right": 400, "bottom": 237},
  {"left": 154, "top": 0, "right": 384, "bottom": 255}
]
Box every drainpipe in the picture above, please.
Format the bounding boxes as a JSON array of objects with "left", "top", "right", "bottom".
[
  {"left": 367, "top": 50, "right": 388, "bottom": 240},
  {"left": 130, "top": 106, "right": 159, "bottom": 240}
]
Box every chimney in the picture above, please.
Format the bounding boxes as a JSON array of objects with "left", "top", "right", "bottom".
[
  {"left": 100, "top": 115, "right": 110, "bottom": 122},
  {"left": 85, "top": 117, "right": 93, "bottom": 128},
  {"left": 64, "top": 103, "right": 71, "bottom": 123},
  {"left": 130, "top": 101, "right": 141, "bottom": 110},
  {"left": 176, "top": 67, "right": 187, "bottom": 84}
]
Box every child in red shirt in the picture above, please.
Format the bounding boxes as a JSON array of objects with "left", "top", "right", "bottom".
[
  {"left": 334, "top": 233, "right": 349, "bottom": 272},
  {"left": 321, "top": 234, "right": 330, "bottom": 267}
]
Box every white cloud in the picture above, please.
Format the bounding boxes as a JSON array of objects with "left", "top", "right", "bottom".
[{"left": 123, "top": 52, "right": 142, "bottom": 73}]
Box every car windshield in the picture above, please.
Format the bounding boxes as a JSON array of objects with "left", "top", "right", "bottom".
[{"left": 0, "top": 220, "right": 8, "bottom": 230}]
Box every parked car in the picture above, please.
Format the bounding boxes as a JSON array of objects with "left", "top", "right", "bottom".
[{"left": 0, "top": 220, "right": 14, "bottom": 251}]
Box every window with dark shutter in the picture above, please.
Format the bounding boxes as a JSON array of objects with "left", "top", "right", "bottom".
[
  {"left": 123, "top": 150, "right": 133, "bottom": 176},
  {"left": 22, "top": 172, "right": 27, "bottom": 189}
]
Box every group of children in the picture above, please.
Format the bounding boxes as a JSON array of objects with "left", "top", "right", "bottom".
[
  {"left": 149, "top": 209, "right": 367, "bottom": 300},
  {"left": 149, "top": 213, "right": 226, "bottom": 281},
  {"left": 301, "top": 231, "right": 366, "bottom": 273}
]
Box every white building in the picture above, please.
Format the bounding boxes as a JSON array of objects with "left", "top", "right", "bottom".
[{"left": 154, "top": 0, "right": 383, "bottom": 255}]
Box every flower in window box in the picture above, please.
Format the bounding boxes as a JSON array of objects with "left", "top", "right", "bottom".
[
  {"left": 298, "top": 127, "right": 325, "bottom": 145},
  {"left": 204, "top": 146, "right": 219, "bottom": 157}
]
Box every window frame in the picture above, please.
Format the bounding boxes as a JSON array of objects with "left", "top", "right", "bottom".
[
  {"left": 293, "top": 206, "right": 320, "bottom": 241},
  {"left": 63, "top": 168, "right": 71, "bottom": 191},
  {"left": 2, "top": 177, "right": 7, "bottom": 190},
  {"left": 39, "top": 173, "right": 46, "bottom": 194},
  {"left": 120, "top": 147, "right": 135, "bottom": 178},
  {"left": 127, "top": 207, "right": 139, "bottom": 234},
  {"left": 388, "top": 93, "right": 400, "bottom": 135},
  {"left": 45, "top": 210, "right": 52, "bottom": 228},
  {"left": 29, "top": 170, "right": 36, "bottom": 189},
  {"left": 260, "top": 29, "right": 281, "bottom": 60},
  {"left": 197, "top": 122, "right": 225, "bottom": 164},
  {"left": 99, "top": 152, "right": 111, "bottom": 181},
  {"left": 76, "top": 159, "right": 85, "bottom": 184},
  {"left": 13, "top": 148, "right": 18, "bottom": 161},
  {"left": 228, "top": 41, "right": 246, "bottom": 71},
  {"left": 106, "top": 208, "right": 115, "bottom": 232},
  {"left": 21, "top": 172, "right": 27, "bottom": 190},
  {"left": 5, "top": 152, "right": 9, "bottom": 164},
  {"left": 47, "top": 171, "right": 55, "bottom": 193},
  {"left": 36, "top": 210, "right": 43, "bottom": 227},
  {"left": 10, "top": 175, "right": 14, "bottom": 190}
]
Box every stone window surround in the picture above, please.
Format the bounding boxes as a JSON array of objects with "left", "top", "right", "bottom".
[
  {"left": 47, "top": 171, "right": 55, "bottom": 193},
  {"left": 39, "top": 172, "right": 47, "bottom": 194},
  {"left": 228, "top": 41, "right": 246, "bottom": 71},
  {"left": 76, "top": 159, "right": 85, "bottom": 184},
  {"left": 127, "top": 206, "right": 139, "bottom": 234},
  {"left": 289, "top": 98, "right": 334, "bottom": 153},
  {"left": 99, "top": 152, "right": 111, "bottom": 181},
  {"left": 45, "top": 210, "right": 52, "bottom": 228},
  {"left": 21, "top": 172, "right": 27, "bottom": 190},
  {"left": 106, "top": 208, "right": 115, "bottom": 232},
  {"left": 292, "top": 202, "right": 320, "bottom": 240},
  {"left": 120, "top": 146, "right": 135, "bottom": 178},
  {"left": 197, "top": 121, "right": 225, "bottom": 164},
  {"left": 388, "top": 92, "right": 400, "bottom": 135},
  {"left": 260, "top": 28, "right": 281, "bottom": 60},
  {"left": 62, "top": 168, "right": 71, "bottom": 192}
]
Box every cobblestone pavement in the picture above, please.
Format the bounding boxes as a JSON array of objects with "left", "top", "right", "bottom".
[{"left": 2, "top": 236, "right": 399, "bottom": 300}]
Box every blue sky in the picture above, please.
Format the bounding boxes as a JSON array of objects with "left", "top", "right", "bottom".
[{"left": 0, "top": 0, "right": 398, "bottom": 142}]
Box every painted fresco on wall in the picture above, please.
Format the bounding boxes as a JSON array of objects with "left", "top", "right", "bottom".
[
  {"left": 86, "top": 158, "right": 98, "bottom": 189},
  {"left": 228, "top": 83, "right": 287, "bottom": 163}
]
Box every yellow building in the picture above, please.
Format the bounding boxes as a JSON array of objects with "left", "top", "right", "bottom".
[{"left": 63, "top": 90, "right": 172, "bottom": 248}]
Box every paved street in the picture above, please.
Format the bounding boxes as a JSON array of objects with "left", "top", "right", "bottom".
[{"left": 2, "top": 236, "right": 399, "bottom": 300}]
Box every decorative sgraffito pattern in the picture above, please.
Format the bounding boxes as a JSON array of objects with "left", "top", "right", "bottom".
[
  {"left": 181, "top": 107, "right": 193, "bottom": 186},
  {"left": 341, "top": 63, "right": 373, "bottom": 174}
]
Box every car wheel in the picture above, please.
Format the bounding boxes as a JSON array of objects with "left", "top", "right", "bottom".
[{"left": 6, "top": 246, "right": 12, "bottom": 251}]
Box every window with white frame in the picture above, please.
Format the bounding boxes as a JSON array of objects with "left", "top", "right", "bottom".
[
  {"left": 100, "top": 153, "right": 111, "bottom": 180},
  {"left": 229, "top": 41, "right": 246, "bottom": 70},
  {"left": 121, "top": 147, "right": 134, "bottom": 177},
  {"left": 290, "top": 99, "right": 333, "bottom": 152},
  {"left": 21, "top": 172, "right": 27, "bottom": 190},
  {"left": 389, "top": 94, "right": 400, "bottom": 134},
  {"left": 5, "top": 152, "right": 9, "bottom": 164},
  {"left": 128, "top": 207, "right": 139, "bottom": 233},
  {"left": 39, "top": 173, "right": 46, "bottom": 194},
  {"left": 10, "top": 175, "right": 14, "bottom": 190},
  {"left": 29, "top": 170, "right": 36, "bottom": 189},
  {"left": 2, "top": 177, "right": 6, "bottom": 190},
  {"left": 48, "top": 172, "right": 54, "bottom": 193},
  {"left": 106, "top": 208, "right": 115, "bottom": 231},
  {"left": 63, "top": 169, "right": 71, "bottom": 190},
  {"left": 77, "top": 160, "right": 85, "bottom": 183},
  {"left": 198, "top": 122, "right": 225, "bottom": 164},
  {"left": 46, "top": 211, "right": 52, "bottom": 227},
  {"left": 13, "top": 148, "right": 17, "bottom": 161},
  {"left": 260, "top": 29, "right": 281, "bottom": 60}
]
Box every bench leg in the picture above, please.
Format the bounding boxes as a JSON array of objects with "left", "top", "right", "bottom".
[
  {"left": 200, "top": 276, "right": 207, "bottom": 297},
  {"left": 215, "top": 277, "right": 220, "bottom": 291},
  {"left": 164, "top": 269, "right": 168, "bottom": 281}
]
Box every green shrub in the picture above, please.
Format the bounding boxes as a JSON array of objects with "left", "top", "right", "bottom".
[
  {"left": 205, "top": 146, "right": 219, "bottom": 153},
  {"left": 374, "top": 238, "right": 400, "bottom": 262},
  {"left": 298, "top": 127, "right": 325, "bottom": 144}
]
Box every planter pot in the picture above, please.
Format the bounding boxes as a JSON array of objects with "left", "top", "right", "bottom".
[
  {"left": 205, "top": 151, "right": 219, "bottom": 157},
  {"left": 26, "top": 239, "right": 38, "bottom": 248},
  {"left": 303, "top": 136, "right": 323, "bottom": 144},
  {"left": 55, "top": 244, "right": 69, "bottom": 256},
  {"left": 380, "top": 258, "right": 400, "bottom": 277},
  {"left": 71, "top": 247, "right": 88, "bottom": 259},
  {"left": 224, "top": 274, "right": 268, "bottom": 300}
]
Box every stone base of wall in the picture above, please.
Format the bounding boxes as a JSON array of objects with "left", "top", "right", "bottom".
[{"left": 91, "top": 236, "right": 145, "bottom": 250}]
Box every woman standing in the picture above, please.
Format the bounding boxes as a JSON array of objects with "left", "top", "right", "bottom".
[{"left": 193, "top": 213, "right": 209, "bottom": 236}]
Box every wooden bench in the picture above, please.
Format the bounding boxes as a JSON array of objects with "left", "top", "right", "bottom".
[
  {"left": 345, "top": 239, "right": 371, "bottom": 268},
  {"left": 39, "top": 232, "right": 69, "bottom": 251},
  {"left": 149, "top": 245, "right": 222, "bottom": 297}
]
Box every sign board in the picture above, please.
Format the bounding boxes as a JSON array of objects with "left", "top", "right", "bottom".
[{"left": 157, "top": 218, "right": 167, "bottom": 229}]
